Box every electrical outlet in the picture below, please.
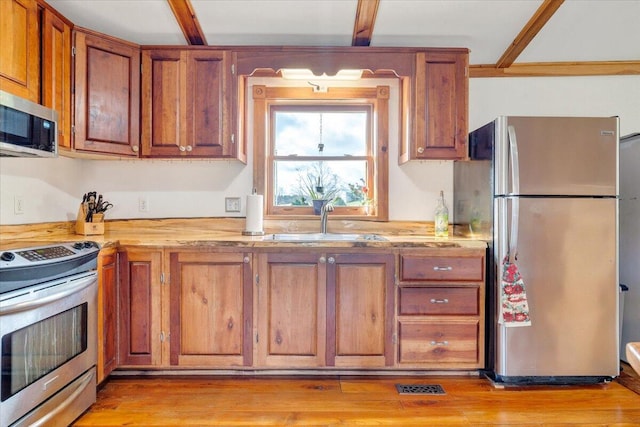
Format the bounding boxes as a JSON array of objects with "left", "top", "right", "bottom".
[
  {"left": 14, "top": 196, "right": 24, "bottom": 215},
  {"left": 139, "top": 196, "right": 149, "bottom": 212},
  {"left": 225, "top": 197, "right": 241, "bottom": 212}
]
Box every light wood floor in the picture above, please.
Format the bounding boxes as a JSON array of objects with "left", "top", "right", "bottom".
[{"left": 74, "top": 369, "right": 640, "bottom": 426}]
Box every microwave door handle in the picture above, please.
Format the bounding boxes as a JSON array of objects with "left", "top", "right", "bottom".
[{"left": 507, "top": 125, "right": 520, "bottom": 263}]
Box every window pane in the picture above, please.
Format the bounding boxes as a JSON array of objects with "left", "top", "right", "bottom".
[
  {"left": 274, "top": 110, "right": 367, "bottom": 157},
  {"left": 274, "top": 160, "right": 369, "bottom": 207}
]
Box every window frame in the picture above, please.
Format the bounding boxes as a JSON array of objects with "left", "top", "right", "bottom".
[{"left": 252, "top": 85, "right": 389, "bottom": 220}]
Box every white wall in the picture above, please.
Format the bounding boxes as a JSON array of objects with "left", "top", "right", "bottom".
[{"left": 2, "top": 75, "right": 639, "bottom": 225}]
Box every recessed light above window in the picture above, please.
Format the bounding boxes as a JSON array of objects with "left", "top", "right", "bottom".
[{"left": 280, "top": 69, "right": 363, "bottom": 81}]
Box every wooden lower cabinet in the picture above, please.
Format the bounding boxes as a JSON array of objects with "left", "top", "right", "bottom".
[
  {"left": 117, "top": 247, "right": 163, "bottom": 366},
  {"left": 168, "top": 250, "right": 253, "bottom": 367},
  {"left": 97, "top": 247, "right": 117, "bottom": 383},
  {"left": 328, "top": 253, "right": 395, "bottom": 368},
  {"left": 396, "top": 249, "right": 486, "bottom": 369},
  {"left": 256, "top": 252, "right": 326, "bottom": 368},
  {"left": 105, "top": 245, "right": 485, "bottom": 374}
]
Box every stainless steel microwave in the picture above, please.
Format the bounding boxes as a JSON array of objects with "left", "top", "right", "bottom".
[{"left": 0, "top": 90, "right": 58, "bottom": 157}]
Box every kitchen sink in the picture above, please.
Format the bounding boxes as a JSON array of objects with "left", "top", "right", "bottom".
[{"left": 266, "top": 233, "right": 388, "bottom": 242}]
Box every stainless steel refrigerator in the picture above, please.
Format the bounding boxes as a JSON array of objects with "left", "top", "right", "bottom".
[{"left": 454, "top": 116, "right": 619, "bottom": 385}]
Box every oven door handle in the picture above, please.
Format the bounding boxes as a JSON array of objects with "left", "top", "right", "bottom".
[
  {"left": 0, "top": 273, "right": 96, "bottom": 315},
  {"left": 28, "top": 369, "right": 95, "bottom": 427}
]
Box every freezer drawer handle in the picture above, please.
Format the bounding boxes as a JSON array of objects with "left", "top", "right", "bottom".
[
  {"left": 433, "top": 266, "right": 453, "bottom": 271},
  {"left": 430, "top": 298, "right": 449, "bottom": 304},
  {"left": 430, "top": 341, "right": 449, "bottom": 346}
]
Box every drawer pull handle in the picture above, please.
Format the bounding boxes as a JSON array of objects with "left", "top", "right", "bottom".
[
  {"left": 430, "top": 298, "right": 449, "bottom": 304},
  {"left": 433, "top": 266, "right": 453, "bottom": 271},
  {"left": 430, "top": 340, "right": 449, "bottom": 346}
]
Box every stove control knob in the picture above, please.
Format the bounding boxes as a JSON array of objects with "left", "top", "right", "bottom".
[
  {"left": 83, "top": 241, "right": 93, "bottom": 248},
  {"left": 73, "top": 242, "right": 84, "bottom": 250},
  {"left": 1, "top": 252, "right": 15, "bottom": 262}
]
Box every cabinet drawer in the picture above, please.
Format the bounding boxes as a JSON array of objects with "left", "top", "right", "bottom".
[
  {"left": 398, "top": 320, "right": 479, "bottom": 364},
  {"left": 399, "top": 286, "right": 479, "bottom": 315},
  {"left": 400, "top": 255, "right": 483, "bottom": 282}
]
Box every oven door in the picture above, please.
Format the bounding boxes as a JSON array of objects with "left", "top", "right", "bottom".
[{"left": 0, "top": 271, "right": 97, "bottom": 427}]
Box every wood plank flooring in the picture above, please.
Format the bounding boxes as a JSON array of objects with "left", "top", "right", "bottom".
[{"left": 74, "top": 369, "right": 640, "bottom": 426}]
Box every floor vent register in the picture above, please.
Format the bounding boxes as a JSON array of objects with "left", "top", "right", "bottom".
[{"left": 395, "top": 384, "right": 446, "bottom": 395}]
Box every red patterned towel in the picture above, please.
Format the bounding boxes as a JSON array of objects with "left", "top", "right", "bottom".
[{"left": 499, "top": 257, "right": 531, "bottom": 327}]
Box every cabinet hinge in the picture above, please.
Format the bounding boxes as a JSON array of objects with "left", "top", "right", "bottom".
[
  {"left": 160, "top": 272, "right": 165, "bottom": 284},
  {"left": 72, "top": 46, "right": 76, "bottom": 56},
  {"left": 231, "top": 133, "right": 235, "bottom": 145},
  {"left": 231, "top": 64, "right": 235, "bottom": 75},
  {"left": 160, "top": 331, "right": 165, "bottom": 342},
  {"left": 71, "top": 125, "right": 75, "bottom": 135},
  {"left": 392, "top": 333, "right": 397, "bottom": 344},
  {"left": 255, "top": 273, "right": 259, "bottom": 285},
  {"left": 140, "top": 63, "right": 143, "bottom": 74},
  {"left": 255, "top": 333, "right": 259, "bottom": 343}
]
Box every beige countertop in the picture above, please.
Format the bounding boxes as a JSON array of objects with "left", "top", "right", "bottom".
[{"left": 0, "top": 218, "right": 488, "bottom": 251}]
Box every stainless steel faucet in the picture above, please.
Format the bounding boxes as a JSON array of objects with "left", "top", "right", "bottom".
[{"left": 320, "top": 202, "right": 334, "bottom": 234}]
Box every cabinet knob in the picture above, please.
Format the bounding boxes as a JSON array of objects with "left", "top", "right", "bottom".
[
  {"left": 319, "top": 256, "right": 326, "bottom": 264},
  {"left": 186, "top": 145, "right": 193, "bottom": 152},
  {"left": 417, "top": 147, "right": 425, "bottom": 154},
  {"left": 131, "top": 145, "right": 139, "bottom": 153},
  {"left": 328, "top": 257, "right": 335, "bottom": 264},
  {"left": 243, "top": 256, "right": 250, "bottom": 264},
  {"left": 179, "top": 146, "right": 186, "bottom": 152}
]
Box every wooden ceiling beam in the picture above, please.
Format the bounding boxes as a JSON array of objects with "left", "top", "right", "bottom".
[
  {"left": 496, "top": 0, "right": 564, "bottom": 68},
  {"left": 167, "top": 0, "right": 207, "bottom": 45},
  {"left": 470, "top": 61, "right": 640, "bottom": 78},
  {"left": 352, "top": 0, "right": 380, "bottom": 46}
]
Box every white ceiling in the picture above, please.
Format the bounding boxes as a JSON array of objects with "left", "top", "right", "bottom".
[{"left": 46, "top": 0, "right": 640, "bottom": 65}]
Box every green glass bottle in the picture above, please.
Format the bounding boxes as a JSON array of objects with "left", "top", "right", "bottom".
[{"left": 434, "top": 190, "right": 449, "bottom": 237}]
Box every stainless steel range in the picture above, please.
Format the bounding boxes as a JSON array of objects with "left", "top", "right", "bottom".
[{"left": 0, "top": 241, "right": 100, "bottom": 427}]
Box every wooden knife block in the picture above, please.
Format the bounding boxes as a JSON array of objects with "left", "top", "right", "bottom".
[{"left": 75, "top": 204, "right": 105, "bottom": 235}]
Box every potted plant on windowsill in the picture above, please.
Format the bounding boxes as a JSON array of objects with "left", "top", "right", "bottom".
[{"left": 298, "top": 163, "right": 341, "bottom": 215}]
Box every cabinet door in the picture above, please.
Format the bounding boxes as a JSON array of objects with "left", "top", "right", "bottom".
[
  {"left": 411, "top": 51, "right": 468, "bottom": 160},
  {"left": 41, "top": 8, "right": 72, "bottom": 149},
  {"left": 186, "top": 50, "right": 233, "bottom": 157},
  {"left": 256, "top": 252, "right": 326, "bottom": 367},
  {"left": 327, "top": 253, "right": 395, "bottom": 367},
  {"left": 140, "top": 49, "right": 182, "bottom": 157},
  {"left": 141, "top": 49, "right": 233, "bottom": 158},
  {"left": 0, "top": 0, "right": 39, "bottom": 101},
  {"left": 74, "top": 29, "right": 140, "bottom": 156},
  {"left": 118, "top": 248, "right": 162, "bottom": 366},
  {"left": 169, "top": 251, "right": 253, "bottom": 367},
  {"left": 97, "top": 248, "right": 117, "bottom": 383}
]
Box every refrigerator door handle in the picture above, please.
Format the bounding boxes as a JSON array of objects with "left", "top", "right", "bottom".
[{"left": 507, "top": 125, "right": 520, "bottom": 263}]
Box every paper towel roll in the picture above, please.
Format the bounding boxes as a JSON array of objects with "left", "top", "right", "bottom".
[{"left": 243, "top": 194, "right": 264, "bottom": 235}]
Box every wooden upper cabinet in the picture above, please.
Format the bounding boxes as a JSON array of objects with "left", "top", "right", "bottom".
[
  {"left": 0, "top": 0, "right": 39, "bottom": 101},
  {"left": 402, "top": 50, "right": 468, "bottom": 162},
  {"left": 41, "top": 7, "right": 72, "bottom": 149},
  {"left": 73, "top": 28, "right": 140, "bottom": 156},
  {"left": 141, "top": 49, "right": 238, "bottom": 159}
]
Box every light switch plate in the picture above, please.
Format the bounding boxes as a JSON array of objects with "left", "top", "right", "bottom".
[{"left": 225, "top": 197, "right": 241, "bottom": 212}]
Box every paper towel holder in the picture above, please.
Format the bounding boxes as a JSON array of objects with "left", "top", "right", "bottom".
[{"left": 243, "top": 189, "right": 265, "bottom": 236}]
